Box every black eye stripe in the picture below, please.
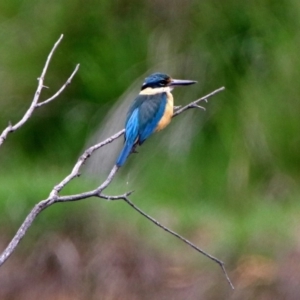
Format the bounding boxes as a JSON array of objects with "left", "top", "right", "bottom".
[{"left": 141, "top": 78, "right": 169, "bottom": 90}]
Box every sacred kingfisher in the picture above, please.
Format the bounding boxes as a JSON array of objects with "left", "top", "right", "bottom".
[{"left": 116, "top": 72, "right": 196, "bottom": 167}]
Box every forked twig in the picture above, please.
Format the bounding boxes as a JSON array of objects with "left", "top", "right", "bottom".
[
  {"left": 0, "top": 34, "right": 79, "bottom": 146},
  {"left": 173, "top": 86, "right": 225, "bottom": 117}
]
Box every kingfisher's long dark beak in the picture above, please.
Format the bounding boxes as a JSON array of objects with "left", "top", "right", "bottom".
[{"left": 169, "top": 79, "right": 197, "bottom": 86}]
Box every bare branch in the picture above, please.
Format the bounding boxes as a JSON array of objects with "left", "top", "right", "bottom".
[
  {"left": 50, "top": 131, "right": 124, "bottom": 197},
  {"left": 120, "top": 196, "right": 234, "bottom": 289},
  {"left": 0, "top": 198, "right": 54, "bottom": 265},
  {"left": 0, "top": 165, "right": 120, "bottom": 267},
  {"left": 36, "top": 63, "right": 80, "bottom": 108},
  {"left": 173, "top": 86, "right": 225, "bottom": 117},
  {"left": 100, "top": 190, "right": 134, "bottom": 200},
  {"left": 0, "top": 34, "right": 80, "bottom": 146},
  {"left": 91, "top": 190, "right": 234, "bottom": 288},
  {"left": 191, "top": 104, "right": 206, "bottom": 110},
  {"left": 0, "top": 82, "right": 232, "bottom": 287}
]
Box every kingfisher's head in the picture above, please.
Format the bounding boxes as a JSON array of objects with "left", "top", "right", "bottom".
[{"left": 141, "top": 72, "right": 196, "bottom": 91}]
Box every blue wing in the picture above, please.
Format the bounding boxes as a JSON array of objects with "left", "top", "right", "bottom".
[
  {"left": 137, "top": 93, "right": 167, "bottom": 144},
  {"left": 116, "top": 92, "right": 167, "bottom": 166},
  {"left": 116, "top": 108, "right": 139, "bottom": 166}
]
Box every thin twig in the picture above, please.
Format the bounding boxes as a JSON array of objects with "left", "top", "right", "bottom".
[
  {"left": 98, "top": 191, "right": 233, "bottom": 288},
  {"left": 0, "top": 34, "right": 79, "bottom": 146},
  {"left": 120, "top": 196, "right": 234, "bottom": 289},
  {"left": 173, "top": 86, "right": 225, "bottom": 117},
  {"left": 36, "top": 63, "right": 80, "bottom": 108}
]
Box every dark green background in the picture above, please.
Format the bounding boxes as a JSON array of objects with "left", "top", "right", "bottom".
[{"left": 0, "top": 1, "right": 300, "bottom": 299}]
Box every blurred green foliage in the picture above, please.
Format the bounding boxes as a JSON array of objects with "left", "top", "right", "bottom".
[{"left": 1, "top": 0, "right": 300, "bottom": 296}]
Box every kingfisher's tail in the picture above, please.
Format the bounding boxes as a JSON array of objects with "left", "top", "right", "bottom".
[{"left": 116, "top": 141, "right": 133, "bottom": 167}]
